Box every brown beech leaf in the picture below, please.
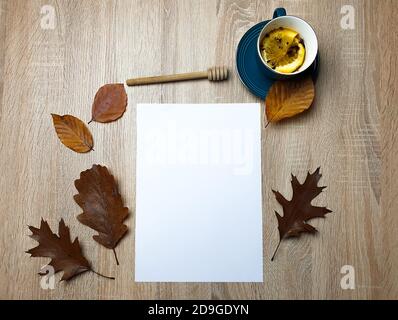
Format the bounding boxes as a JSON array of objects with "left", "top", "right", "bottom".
[
  {"left": 265, "top": 76, "right": 315, "bottom": 123},
  {"left": 74, "top": 165, "right": 129, "bottom": 265},
  {"left": 51, "top": 114, "right": 94, "bottom": 153},
  {"left": 26, "top": 219, "right": 114, "bottom": 281},
  {"left": 271, "top": 167, "right": 332, "bottom": 261},
  {"left": 90, "top": 83, "right": 128, "bottom": 123}
]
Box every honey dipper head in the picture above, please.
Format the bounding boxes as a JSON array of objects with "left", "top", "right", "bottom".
[{"left": 207, "top": 66, "right": 229, "bottom": 81}]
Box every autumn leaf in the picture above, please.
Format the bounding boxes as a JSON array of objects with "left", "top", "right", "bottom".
[
  {"left": 89, "top": 83, "right": 128, "bottom": 123},
  {"left": 26, "top": 218, "right": 114, "bottom": 281},
  {"left": 265, "top": 76, "right": 315, "bottom": 124},
  {"left": 74, "top": 165, "right": 129, "bottom": 265},
  {"left": 271, "top": 167, "right": 332, "bottom": 261},
  {"left": 51, "top": 114, "right": 94, "bottom": 153}
]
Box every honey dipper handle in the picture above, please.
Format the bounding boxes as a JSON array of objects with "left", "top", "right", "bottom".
[{"left": 126, "top": 71, "right": 208, "bottom": 86}]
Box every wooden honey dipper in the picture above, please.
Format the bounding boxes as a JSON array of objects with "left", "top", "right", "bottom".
[{"left": 126, "top": 66, "right": 228, "bottom": 86}]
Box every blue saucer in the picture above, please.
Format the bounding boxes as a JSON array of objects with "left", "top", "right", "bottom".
[{"left": 236, "top": 20, "right": 320, "bottom": 100}]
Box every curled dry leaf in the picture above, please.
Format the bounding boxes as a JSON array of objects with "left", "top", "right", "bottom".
[
  {"left": 74, "top": 165, "right": 129, "bottom": 265},
  {"left": 271, "top": 167, "right": 332, "bottom": 261},
  {"left": 26, "top": 218, "right": 114, "bottom": 281},
  {"left": 90, "top": 83, "right": 128, "bottom": 123},
  {"left": 51, "top": 114, "right": 94, "bottom": 153},
  {"left": 265, "top": 75, "right": 315, "bottom": 123}
]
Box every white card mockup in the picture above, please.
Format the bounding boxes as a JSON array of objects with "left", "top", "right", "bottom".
[{"left": 135, "top": 103, "right": 263, "bottom": 282}]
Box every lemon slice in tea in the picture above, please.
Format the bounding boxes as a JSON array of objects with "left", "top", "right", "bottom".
[{"left": 261, "top": 28, "right": 306, "bottom": 73}]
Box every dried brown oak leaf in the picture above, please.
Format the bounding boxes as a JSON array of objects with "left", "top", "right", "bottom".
[
  {"left": 51, "top": 114, "right": 94, "bottom": 153},
  {"left": 265, "top": 75, "right": 315, "bottom": 124},
  {"left": 26, "top": 218, "right": 114, "bottom": 281},
  {"left": 89, "top": 83, "right": 128, "bottom": 123},
  {"left": 271, "top": 167, "right": 332, "bottom": 261},
  {"left": 74, "top": 165, "right": 129, "bottom": 265}
]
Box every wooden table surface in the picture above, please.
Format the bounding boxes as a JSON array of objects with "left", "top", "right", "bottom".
[{"left": 0, "top": 0, "right": 397, "bottom": 300}]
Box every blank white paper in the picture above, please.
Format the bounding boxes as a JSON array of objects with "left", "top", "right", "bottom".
[{"left": 135, "top": 103, "right": 263, "bottom": 282}]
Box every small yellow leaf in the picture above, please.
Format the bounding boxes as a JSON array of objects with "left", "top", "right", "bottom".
[
  {"left": 51, "top": 114, "right": 94, "bottom": 153},
  {"left": 265, "top": 76, "right": 315, "bottom": 123}
]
